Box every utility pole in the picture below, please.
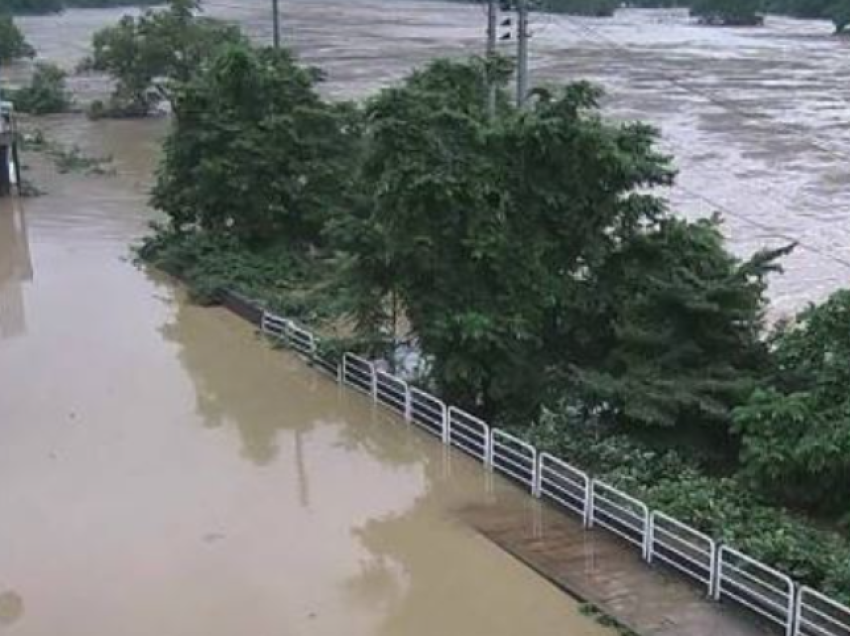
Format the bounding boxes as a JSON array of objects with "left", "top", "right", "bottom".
[
  {"left": 516, "top": 0, "right": 530, "bottom": 108},
  {"left": 486, "top": 0, "right": 498, "bottom": 119},
  {"left": 272, "top": 0, "right": 281, "bottom": 49}
]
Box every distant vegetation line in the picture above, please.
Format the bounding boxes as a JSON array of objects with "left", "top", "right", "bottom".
[
  {"left": 518, "top": 0, "right": 849, "bottom": 32},
  {"left": 2, "top": 0, "right": 160, "bottom": 14}
]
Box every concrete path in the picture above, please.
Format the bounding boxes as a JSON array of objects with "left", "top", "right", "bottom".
[{"left": 461, "top": 500, "right": 775, "bottom": 636}]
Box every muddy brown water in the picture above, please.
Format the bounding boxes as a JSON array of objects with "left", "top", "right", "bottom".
[{"left": 1, "top": 3, "right": 849, "bottom": 633}]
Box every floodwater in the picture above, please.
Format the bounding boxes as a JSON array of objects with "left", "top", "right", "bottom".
[
  {"left": 18, "top": 1, "right": 848, "bottom": 314},
  {"left": 2, "top": 3, "right": 849, "bottom": 633},
  {"left": 0, "top": 87, "right": 610, "bottom": 636}
]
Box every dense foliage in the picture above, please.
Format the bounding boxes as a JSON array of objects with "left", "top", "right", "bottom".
[
  {"left": 84, "top": 0, "right": 246, "bottom": 117},
  {"left": 9, "top": 62, "right": 72, "bottom": 114},
  {"left": 734, "top": 290, "right": 850, "bottom": 516},
  {"left": 152, "top": 44, "right": 359, "bottom": 246},
  {"left": 0, "top": 14, "right": 34, "bottom": 63}
]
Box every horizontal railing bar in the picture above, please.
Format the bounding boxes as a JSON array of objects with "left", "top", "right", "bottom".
[
  {"left": 653, "top": 526, "right": 712, "bottom": 556},
  {"left": 653, "top": 551, "right": 711, "bottom": 585},
  {"left": 720, "top": 578, "right": 790, "bottom": 615},
  {"left": 653, "top": 541, "right": 712, "bottom": 574},
  {"left": 799, "top": 604, "right": 850, "bottom": 634},
  {"left": 594, "top": 519, "right": 645, "bottom": 549},
  {"left": 492, "top": 438, "right": 534, "bottom": 458},
  {"left": 492, "top": 453, "right": 534, "bottom": 477},
  {"left": 720, "top": 586, "right": 788, "bottom": 625},
  {"left": 721, "top": 561, "right": 791, "bottom": 598}
]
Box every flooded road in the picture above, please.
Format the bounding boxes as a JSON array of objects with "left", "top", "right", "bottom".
[
  {"left": 18, "top": 1, "right": 850, "bottom": 314},
  {"left": 0, "top": 127, "right": 610, "bottom": 634}
]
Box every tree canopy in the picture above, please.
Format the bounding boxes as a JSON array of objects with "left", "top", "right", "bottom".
[
  {"left": 0, "top": 15, "right": 35, "bottom": 63},
  {"left": 85, "top": 0, "right": 246, "bottom": 116},
  {"left": 152, "top": 43, "right": 359, "bottom": 246}
]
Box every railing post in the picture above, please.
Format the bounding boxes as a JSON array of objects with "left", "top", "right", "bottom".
[
  {"left": 532, "top": 455, "right": 543, "bottom": 498},
  {"left": 712, "top": 547, "right": 723, "bottom": 601},
  {"left": 644, "top": 514, "right": 653, "bottom": 562}
]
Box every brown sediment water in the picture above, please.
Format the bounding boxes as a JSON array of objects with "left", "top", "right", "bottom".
[{"left": 0, "top": 111, "right": 611, "bottom": 636}]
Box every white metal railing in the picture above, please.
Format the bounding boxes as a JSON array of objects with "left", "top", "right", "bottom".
[
  {"left": 715, "top": 546, "right": 796, "bottom": 636},
  {"left": 590, "top": 480, "right": 650, "bottom": 558},
  {"left": 491, "top": 429, "right": 536, "bottom": 492},
  {"left": 260, "top": 311, "right": 288, "bottom": 340},
  {"left": 448, "top": 406, "right": 490, "bottom": 463},
  {"left": 247, "top": 335, "right": 850, "bottom": 636},
  {"left": 648, "top": 511, "right": 716, "bottom": 595},
  {"left": 286, "top": 321, "right": 317, "bottom": 357},
  {"left": 375, "top": 370, "right": 409, "bottom": 417},
  {"left": 409, "top": 388, "right": 447, "bottom": 441},
  {"left": 796, "top": 587, "right": 850, "bottom": 636},
  {"left": 535, "top": 453, "right": 590, "bottom": 525},
  {"left": 342, "top": 353, "right": 375, "bottom": 396}
]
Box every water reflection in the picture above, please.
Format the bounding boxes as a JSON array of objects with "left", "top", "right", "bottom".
[{"left": 0, "top": 200, "right": 32, "bottom": 339}]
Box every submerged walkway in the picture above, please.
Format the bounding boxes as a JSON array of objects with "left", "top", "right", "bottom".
[{"left": 462, "top": 501, "right": 774, "bottom": 636}]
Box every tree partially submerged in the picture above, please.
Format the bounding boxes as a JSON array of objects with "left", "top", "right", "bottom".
[
  {"left": 341, "top": 58, "right": 781, "bottom": 428},
  {"left": 0, "top": 14, "right": 35, "bottom": 63},
  {"left": 152, "top": 44, "right": 359, "bottom": 247},
  {"left": 84, "top": 0, "right": 246, "bottom": 117},
  {"left": 10, "top": 62, "right": 73, "bottom": 114}
]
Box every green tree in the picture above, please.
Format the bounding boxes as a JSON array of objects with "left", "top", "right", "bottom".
[
  {"left": 734, "top": 290, "right": 850, "bottom": 515},
  {"left": 152, "top": 44, "right": 359, "bottom": 246},
  {"left": 85, "top": 0, "right": 245, "bottom": 116},
  {"left": 571, "top": 216, "right": 788, "bottom": 446},
  {"left": 0, "top": 14, "right": 35, "bottom": 63},
  {"left": 341, "top": 57, "right": 780, "bottom": 432},
  {"left": 10, "top": 62, "right": 72, "bottom": 114}
]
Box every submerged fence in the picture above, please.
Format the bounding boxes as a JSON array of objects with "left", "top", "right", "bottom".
[{"left": 259, "top": 309, "right": 850, "bottom": 636}]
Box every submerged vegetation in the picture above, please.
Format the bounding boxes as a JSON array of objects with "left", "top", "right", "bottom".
[
  {"left": 0, "top": 14, "right": 35, "bottom": 63},
  {"left": 82, "top": 0, "right": 246, "bottom": 117},
  {"left": 8, "top": 62, "right": 73, "bottom": 115}
]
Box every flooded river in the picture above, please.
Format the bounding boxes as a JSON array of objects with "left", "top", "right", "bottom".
[
  {"left": 12, "top": 2, "right": 850, "bottom": 313},
  {"left": 1, "top": 3, "right": 849, "bottom": 633}
]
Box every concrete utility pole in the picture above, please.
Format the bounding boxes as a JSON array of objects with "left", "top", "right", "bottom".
[
  {"left": 516, "top": 0, "right": 530, "bottom": 108},
  {"left": 486, "top": 0, "right": 499, "bottom": 119},
  {"left": 272, "top": 0, "right": 281, "bottom": 49}
]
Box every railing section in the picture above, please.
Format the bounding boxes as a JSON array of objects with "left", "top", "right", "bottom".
[
  {"left": 342, "top": 353, "right": 375, "bottom": 396},
  {"left": 447, "top": 406, "right": 490, "bottom": 463},
  {"left": 715, "top": 546, "right": 795, "bottom": 636},
  {"left": 590, "top": 480, "right": 650, "bottom": 558},
  {"left": 375, "top": 370, "right": 409, "bottom": 417},
  {"left": 796, "top": 587, "right": 850, "bottom": 636},
  {"left": 648, "top": 511, "right": 716, "bottom": 595},
  {"left": 260, "top": 311, "right": 288, "bottom": 340},
  {"left": 490, "top": 429, "right": 536, "bottom": 492},
  {"left": 409, "top": 388, "right": 447, "bottom": 441},
  {"left": 535, "top": 453, "right": 590, "bottom": 524}
]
